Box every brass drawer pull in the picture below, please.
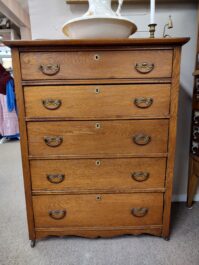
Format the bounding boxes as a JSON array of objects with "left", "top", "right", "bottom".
[
  {"left": 44, "top": 136, "right": 63, "bottom": 147},
  {"left": 131, "top": 208, "right": 148, "bottom": 217},
  {"left": 131, "top": 172, "right": 150, "bottom": 182},
  {"left": 135, "top": 62, "right": 154, "bottom": 74},
  {"left": 39, "top": 64, "right": 60, "bottom": 76},
  {"left": 134, "top": 97, "right": 153, "bottom": 109},
  {"left": 49, "top": 210, "right": 66, "bottom": 220},
  {"left": 42, "top": 99, "right": 62, "bottom": 110},
  {"left": 47, "top": 174, "right": 65, "bottom": 184},
  {"left": 133, "top": 134, "right": 151, "bottom": 146}
]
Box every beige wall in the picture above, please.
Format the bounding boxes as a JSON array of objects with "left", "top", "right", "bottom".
[{"left": 28, "top": 0, "right": 198, "bottom": 201}]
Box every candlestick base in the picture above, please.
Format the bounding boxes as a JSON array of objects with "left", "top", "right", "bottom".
[{"left": 148, "top": 23, "right": 157, "bottom": 38}]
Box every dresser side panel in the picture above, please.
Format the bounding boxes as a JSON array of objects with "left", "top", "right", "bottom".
[
  {"left": 162, "top": 47, "right": 182, "bottom": 238},
  {"left": 12, "top": 48, "right": 35, "bottom": 240}
]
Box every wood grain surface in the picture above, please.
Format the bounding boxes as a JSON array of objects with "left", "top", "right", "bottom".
[
  {"left": 35, "top": 226, "right": 162, "bottom": 239},
  {"left": 27, "top": 120, "right": 169, "bottom": 157},
  {"left": 24, "top": 84, "right": 171, "bottom": 119},
  {"left": 30, "top": 158, "right": 166, "bottom": 191},
  {"left": 33, "top": 193, "right": 163, "bottom": 228},
  {"left": 162, "top": 47, "right": 181, "bottom": 239},
  {"left": 20, "top": 50, "right": 173, "bottom": 80}
]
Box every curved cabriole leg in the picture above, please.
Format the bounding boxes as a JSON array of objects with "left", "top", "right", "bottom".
[{"left": 30, "top": 240, "right": 36, "bottom": 248}]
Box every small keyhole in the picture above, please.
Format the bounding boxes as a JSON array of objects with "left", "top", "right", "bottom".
[
  {"left": 94, "top": 54, "right": 100, "bottom": 61},
  {"left": 96, "top": 160, "right": 101, "bottom": 166},
  {"left": 96, "top": 195, "right": 102, "bottom": 201},
  {"left": 95, "top": 88, "right": 100, "bottom": 94},
  {"left": 95, "top": 123, "right": 101, "bottom": 129}
]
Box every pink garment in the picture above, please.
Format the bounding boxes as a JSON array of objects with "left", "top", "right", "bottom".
[{"left": 0, "top": 94, "right": 19, "bottom": 136}]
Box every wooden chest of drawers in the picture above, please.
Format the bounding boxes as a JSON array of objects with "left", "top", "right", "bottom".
[{"left": 6, "top": 38, "right": 189, "bottom": 246}]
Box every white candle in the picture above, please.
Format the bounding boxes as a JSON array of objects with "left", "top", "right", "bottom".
[{"left": 150, "top": 0, "right": 155, "bottom": 24}]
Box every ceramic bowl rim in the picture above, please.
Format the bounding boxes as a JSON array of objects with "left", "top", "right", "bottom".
[{"left": 62, "top": 16, "right": 137, "bottom": 38}]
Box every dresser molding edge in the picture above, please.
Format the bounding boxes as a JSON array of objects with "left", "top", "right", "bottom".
[
  {"left": 4, "top": 38, "right": 190, "bottom": 48},
  {"left": 25, "top": 116, "right": 171, "bottom": 121},
  {"left": 28, "top": 153, "right": 168, "bottom": 160},
  {"left": 32, "top": 188, "right": 166, "bottom": 195},
  {"left": 21, "top": 78, "right": 172, "bottom": 86},
  {"left": 35, "top": 226, "right": 162, "bottom": 240}
]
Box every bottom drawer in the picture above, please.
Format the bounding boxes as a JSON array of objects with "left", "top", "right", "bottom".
[{"left": 33, "top": 193, "right": 163, "bottom": 228}]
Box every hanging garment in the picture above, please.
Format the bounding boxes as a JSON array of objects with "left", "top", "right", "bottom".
[
  {"left": 6, "top": 79, "right": 16, "bottom": 112},
  {"left": 0, "top": 64, "right": 19, "bottom": 138},
  {"left": 0, "top": 93, "right": 19, "bottom": 137},
  {"left": 0, "top": 64, "right": 11, "bottom": 95}
]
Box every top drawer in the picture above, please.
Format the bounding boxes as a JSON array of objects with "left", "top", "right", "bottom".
[{"left": 20, "top": 50, "right": 173, "bottom": 80}]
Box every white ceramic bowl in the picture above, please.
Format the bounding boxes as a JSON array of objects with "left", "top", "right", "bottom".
[{"left": 62, "top": 16, "right": 137, "bottom": 39}]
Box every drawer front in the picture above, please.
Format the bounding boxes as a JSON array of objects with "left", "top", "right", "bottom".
[
  {"left": 24, "top": 84, "right": 171, "bottom": 119},
  {"left": 20, "top": 50, "right": 173, "bottom": 80},
  {"left": 27, "top": 120, "right": 169, "bottom": 157},
  {"left": 31, "top": 158, "right": 166, "bottom": 191},
  {"left": 33, "top": 193, "right": 163, "bottom": 228}
]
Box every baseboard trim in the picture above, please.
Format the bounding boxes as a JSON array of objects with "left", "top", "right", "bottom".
[{"left": 172, "top": 194, "right": 199, "bottom": 202}]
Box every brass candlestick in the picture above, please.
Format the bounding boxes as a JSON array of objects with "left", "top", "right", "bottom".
[{"left": 148, "top": 23, "right": 157, "bottom": 38}]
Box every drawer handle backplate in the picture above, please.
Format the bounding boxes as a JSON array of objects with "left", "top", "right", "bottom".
[
  {"left": 42, "top": 99, "right": 62, "bottom": 110},
  {"left": 131, "top": 172, "right": 150, "bottom": 182},
  {"left": 135, "top": 62, "right": 154, "bottom": 74},
  {"left": 131, "top": 208, "right": 148, "bottom": 217},
  {"left": 39, "top": 64, "right": 60, "bottom": 76},
  {"left": 49, "top": 210, "right": 66, "bottom": 220},
  {"left": 47, "top": 174, "right": 65, "bottom": 184},
  {"left": 133, "top": 134, "right": 151, "bottom": 146},
  {"left": 134, "top": 97, "right": 153, "bottom": 109},
  {"left": 44, "top": 136, "right": 63, "bottom": 147}
]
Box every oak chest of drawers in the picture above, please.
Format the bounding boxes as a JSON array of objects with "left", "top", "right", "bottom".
[{"left": 6, "top": 38, "right": 189, "bottom": 246}]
